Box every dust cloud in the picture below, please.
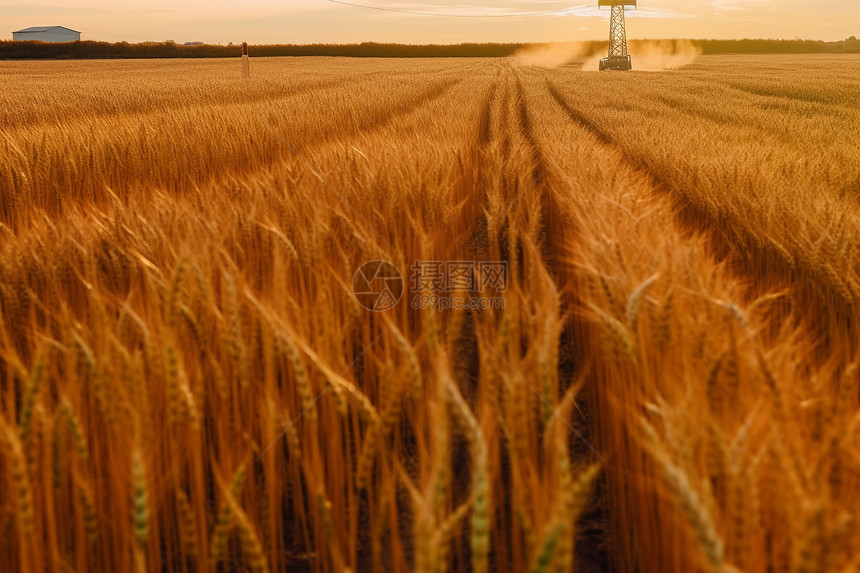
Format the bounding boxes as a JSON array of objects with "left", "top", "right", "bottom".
[
  {"left": 628, "top": 39, "right": 702, "bottom": 71},
  {"left": 511, "top": 42, "right": 592, "bottom": 68},
  {"left": 513, "top": 39, "right": 702, "bottom": 71}
]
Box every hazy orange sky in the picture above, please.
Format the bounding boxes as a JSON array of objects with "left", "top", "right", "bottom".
[{"left": 3, "top": 1, "right": 857, "bottom": 44}]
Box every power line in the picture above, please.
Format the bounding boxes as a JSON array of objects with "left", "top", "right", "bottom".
[
  {"left": 326, "top": 0, "right": 581, "bottom": 18},
  {"left": 76, "top": 1, "right": 581, "bottom": 43}
]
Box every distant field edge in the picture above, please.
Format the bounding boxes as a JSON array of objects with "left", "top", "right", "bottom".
[{"left": 1, "top": 38, "right": 858, "bottom": 60}]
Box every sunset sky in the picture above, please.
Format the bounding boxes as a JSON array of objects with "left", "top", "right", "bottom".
[{"left": 3, "top": 0, "right": 857, "bottom": 44}]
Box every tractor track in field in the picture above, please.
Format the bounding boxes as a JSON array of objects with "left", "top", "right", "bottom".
[
  {"left": 715, "top": 80, "right": 845, "bottom": 107},
  {"left": 466, "top": 66, "right": 556, "bottom": 260},
  {"left": 509, "top": 74, "right": 579, "bottom": 337},
  {"left": 544, "top": 78, "right": 758, "bottom": 253},
  {"left": 477, "top": 73, "right": 497, "bottom": 147},
  {"left": 465, "top": 65, "right": 513, "bottom": 256},
  {"left": 461, "top": 74, "right": 498, "bottom": 252},
  {"left": 515, "top": 71, "right": 610, "bottom": 573},
  {"left": 514, "top": 76, "right": 551, "bottom": 188},
  {"left": 544, "top": 77, "right": 858, "bottom": 351},
  {"left": 453, "top": 64, "right": 588, "bottom": 572},
  {"left": 349, "top": 75, "right": 465, "bottom": 137},
  {"left": 513, "top": 73, "right": 579, "bottom": 283},
  {"left": 467, "top": 67, "right": 556, "bottom": 278},
  {"left": 391, "top": 68, "right": 503, "bottom": 573},
  {"left": 650, "top": 93, "right": 837, "bottom": 144},
  {"left": 543, "top": 76, "right": 776, "bottom": 282},
  {"left": 469, "top": 68, "right": 609, "bottom": 573}
]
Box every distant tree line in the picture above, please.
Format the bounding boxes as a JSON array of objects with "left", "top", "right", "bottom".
[
  {"left": 697, "top": 37, "right": 860, "bottom": 54},
  {"left": 0, "top": 41, "right": 526, "bottom": 59},
  {"left": 1, "top": 38, "right": 858, "bottom": 60}
]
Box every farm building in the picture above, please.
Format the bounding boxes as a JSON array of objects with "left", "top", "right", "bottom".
[{"left": 12, "top": 26, "right": 81, "bottom": 43}]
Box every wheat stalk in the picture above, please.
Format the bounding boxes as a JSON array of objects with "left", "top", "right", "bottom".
[{"left": 3, "top": 424, "right": 35, "bottom": 539}]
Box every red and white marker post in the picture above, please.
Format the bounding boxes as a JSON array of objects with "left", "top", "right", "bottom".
[{"left": 241, "top": 42, "right": 250, "bottom": 79}]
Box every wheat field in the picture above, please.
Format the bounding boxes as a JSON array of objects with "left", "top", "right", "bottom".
[{"left": 1, "top": 54, "right": 860, "bottom": 573}]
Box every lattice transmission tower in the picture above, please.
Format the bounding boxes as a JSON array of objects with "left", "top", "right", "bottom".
[{"left": 599, "top": 0, "right": 636, "bottom": 71}]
